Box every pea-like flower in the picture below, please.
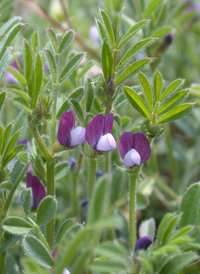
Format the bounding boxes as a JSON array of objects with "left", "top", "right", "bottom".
[
  {"left": 85, "top": 114, "right": 116, "bottom": 152},
  {"left": 57, "top": 109, "right": 86, "bottom": 147},
  {"left": 134, "top": 236, "right": 152, "bottom": 252},
  {"left": 119, "top": 132, "right": 151, "bottom": 167},
  {"left": 26, "top": 172, "right": 46, "bottom": 210},
  {"left": 5, "top": 60, "right": 20, "bottom": 85}
]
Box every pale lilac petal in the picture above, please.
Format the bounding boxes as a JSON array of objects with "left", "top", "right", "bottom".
[
  {"left": 85, "top": 114, "right": 104, "bottom": 149},
  {"left": 4, "top": 71, "right": 19, "bottom": 84},
  {"left": 104, "top": 114, "right": 114, "bottom": 134},
  {"left": 134, "top": 236, "right": 152, "bottom": 252},
  {"left": 119, "top": 132, "right": 135, "bottom": 159},
  {"left": 96, "top": 133, "right": 116, "bottom": 151},
  {"left": 123, "top": 149, "right": 141, "bottom": 167},
  {"left": 70, "top": 126, "right": 86, "bottom": 147},
  {"left": 57, "top": 109, "right": 75, "bottom": 147},
  {"left": 62, "top": 269, "right": 70, "bottom": 274},
  {"left": 132, "top": 133, "right": 151, "bottom": 164},
  {"left": 89, "top": 25, "right": 99, "bottom": 42}
]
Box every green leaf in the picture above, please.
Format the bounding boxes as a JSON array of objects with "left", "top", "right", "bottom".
[
  {"left": 100, "top": 9, "right": 115, "bottom": 48},
  {"left": 91, "top": 258, "right": 129, "bottom": 272},
  {"left": 8, "top": 88, "right": 30, "bottom": 102},
  {"left": 32, "top": 31, "right": 41, "bottom": 52},
  {"left": 0, "top": 16, "right": 21, "bottom": 37},
  {"left": 95, "top": 19, "right": 108, "bottom": 44},
  {"left": 36, "top": 196, "right": 57, "bottom": 226},
  {"left": 139, "top": 72, "right": 153, "bottom": 112},
  {"left": 69, "top": 86, "right": 84, "bottom": 101},
  {"left": 1, "top": 123, "right": 12, "bottom": 155},
  {"left": 0, "top": 23, "right": 24, "bottom": 61},
  {"left": 0, "top": 91, "right": 6, "bottom": 110},
  {"left": 87, "top": 176, "right": 108, "bottom": 224},
  {"left": 10, "top": 158, "right": 23, "bottom": 184},
  {"left": 161, "top": 79, "right": 185, "bottom": 101},
  {"left": 137, "top": 193, "right": 149, "bottom": 210},
  {"left": 3, "top": 217, "right": 33, "bottom": 234},
  {"left": 46, "top": 28, "right": 58, "bottom": 54},
  {"left": 44, "top": 49, "right": 57, "bottom": 84},
  {"left": 139, "top": 218, "right": 156, "bottom": 239},
  {"left": 0, "top": 234, "right": 20, "bottom": 253},
  {"left": 116, "top": 58, "right": 152, "bottom": 86},
  {"left": 101, "top": 40, "right": 113, "bottom": 81},
  {"left": 31, "top": 52, "right": 43, "bottom": 108},
  {"left": 71, "top": 249, "right": 92, "bottom": 274},
  {"left": 94, "top": 215, "right": 123, "bottom": 229},
  {"left": 2, "top": 145, "right": 24, "bottom": 167},
  {"left": 161, "top": 215, "right": 180, "bottom": 245},
  {"left": 157, "top": 89, "right": 189, "bottom": 115},
  {"left": 24, "top": 39, "right": 32, "bottom": 84},
  {"left": 56, "top": 100, "right": 71, "bottom": 119},
  {"left": 59, "top": 53, "right": 85, "bottom": 83},
  {"left": 21, "top": 258, "right": 51, "bottom": 274},
  {"left": 159, "top": 252, "right": 198, "bottom": 274},
  {"left": 116, "top": 38, "right": 155, "bottom": 71},
  {"left": 55, "top": 218, "right": 75, "bottom": 245},
  {"left": 154, "top": 71, "right": 163, "bottom": 101},
  {"left": 6, "top": 66, "right": 27, "bottom": 85},
  {"left": 152, "top": 26, "right": 173, "bottom": 38},
  {"left": 2, "top": 129, "right": 20, "bottom": 159},
  {"left": 157, "top": 103, "right": 193, "bottom": 124},
  {"left": 157, "top": 213, "right": 173, "bottom": 246},
  {"left": 0, "top": 181, "right": 13, "bottom": 190},
  {"left": 170, "top": 226, "right": 194, "bottom": 241},
  {"left": 85, "top": 78, "right": 94, "bottom": 112},
  {"left": 21, "top": 188, "right": 32, "bottom": 215},
  {"left": 95, "top": 242, "right": 128, "bottom": 258},
  {"left": 117, "top": 20, "right": 149, "bottom": 49},
  {"left": 124, "top": 86, "right": 152, "bottom": 119},
  {"left": 22, "top": 235, "right": 54, "bottom": 269},
  {"left": 70, "top": 99, "right": 85, "bottom": 126},
  {"left": 78, "top": 60, "right": 93, "bottom": 79},
  {"left": 59, "top": 30, "right": 75, "bottom": 53},
  {"left": 144, "top": 0, "right": 163, "bottom": 18},
  {"left": 179, "top": 183, "right": 200, "bottom": 228}
]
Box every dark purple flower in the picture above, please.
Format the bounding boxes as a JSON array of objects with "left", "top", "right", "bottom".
[
  {"left": 85, "top": 114, "right": 116, "bottom": 152},
  {"left": 4, "top": 60, "right": 20, "bottom": 85},
  {"left": 164, "top": 33, "right": 174, "bottom": 46},
  {"left": 96, "top": 169, "right": 104, "bottom": 178},
  {"left": 89, "top": 25, "right": 100, "bottom": 42},
  {"left": 57, "top": 109, "right": 86, "bottom": 147},
  {"left": 26, "top": 172, "right": 46, "bottom": 210},
  {"left": 16, "top": 139, "right": 30, "bottom": 150},
  {"left": 82, "top": 198, "right": 88, "bottom": 210},
  {"left": 68, "top": 157, "right": 76, "bottom": 170},
  {"left": 119, "top": 132, "right": 151, "bottom": 167},
  {"left": 134, "top": 236, "right": 152, "bottom": 252}
]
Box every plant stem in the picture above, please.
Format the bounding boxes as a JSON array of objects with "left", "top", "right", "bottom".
[
  {"left": 88, "top": 158, "right": 96, "bottom": 199},
  {"left": 129, "top": 167, "right": 140, "bottom": 252},
  {"left": 135, "top": 0, "right": 143, "bottom": 20},
  {"left": 72, "top": 172, "right": 78, "bottom": 217},
  {"left": 46, "top": 160, "right": 55, "bottom": 249},
  {"left": 50, "top": 84, "right": 59, "bottom": 153}
]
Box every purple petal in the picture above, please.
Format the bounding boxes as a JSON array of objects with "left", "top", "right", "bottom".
[
  {"left": 52, "top": 250, "right": 57, "bottom": 260},
  {"left": 26, "top": 172, "right": 46, "bottom": 210},
  {"left": 103, "top": 114, "right": 114, "bottom": 135},
  {"left": 96, "top": 133, "right": 116, "bottom": 151},
  {"left": 119, "top": 132, "right": 135, "bottom": 160},
  {"left": 85, "top": 114, "right": 104, "bottom": 149},
  {"left": 89, "top": 25, "right": 100, "bottom": 42},
  {"left": 70, "top": 126, "right": 86, "bottom": 147},
  {"left": 134, "top": 236, "right": 152, "bottom": 252},
  {"left": 132, "top": 133, "right": 151, "bottom": 164},
  {"left": 57, "top": 109, "right": 75, "bottom": 147}
]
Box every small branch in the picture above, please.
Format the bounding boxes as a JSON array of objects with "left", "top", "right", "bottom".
[
  {"left": 59, "top": 0, "right": 72, "bottom": 27},
  {"left": 21, "top": 0, "right": 100, "bottom": 60}
]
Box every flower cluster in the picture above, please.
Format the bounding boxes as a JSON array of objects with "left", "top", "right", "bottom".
[{"left": 57, "top": 109, "right": 151, "bottom": 167}]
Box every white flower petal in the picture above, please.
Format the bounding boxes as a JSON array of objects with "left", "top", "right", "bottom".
[
  {"left": 96, "top": 133, "right": 116, "bottom": 151},
  {"left": 123, "top": 149, "right": 141, "bottom": 167},
  {"left": 70, "top": 126, "right": 86, "bottom": 147},
  {"left": 62, "top": 269, "right": 70, "bottom": 274}
]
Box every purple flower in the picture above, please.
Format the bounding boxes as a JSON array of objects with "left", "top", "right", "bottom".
[
  {"left": 68, "top": 157, "right": 76, "bottom": 170},
  {"left": 85, "top": 114, "right": 116, "bottom": 152},
  {"left": 16, "top": 139, "right": 30, "bottom": 150},
  {"left": 134, "top": 236, "right": 152, "bottom": 252},
  {"left": 89, "top": 25, "right": 100, "bottom": 43},
  {"left": 4, "top": 60, "right": 20, "bottom": 85},
  {"left": 26, "top": 172, "right": 46, "bottom": 210},
  {"left": 96, "top": 169, "right": 104, "bottom": 178},
  {"left": 57, "top": 109, "right": 86, "bottom": 147},
  {"left": 164, "top": 33, "right": 174, "bottom": 46},
  {"left": 119, "top": 132, "right": 151, "bottom": 167}
]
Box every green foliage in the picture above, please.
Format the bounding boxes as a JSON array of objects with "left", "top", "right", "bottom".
[
  {"left": 3, "top": 217, "right": 33, "bottom": 234},
  {"left": 36, "top": 196, "right": 57, "bottom": 226},
  {"left": 20, "top": 188, "right": 32, "bottom": 215}
]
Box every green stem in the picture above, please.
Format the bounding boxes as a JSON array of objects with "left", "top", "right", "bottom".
[
  {"left": 0, "top": 163, "right": 30, "bottom": 274},
  {"left": 28, "top": 118, "right": 52, "bottom": 162},
  {"left": 129, "top": 167, "right": 140, "bottom": 252},
  {"left": 72, "top": 172, "right": 78, "bottom": 217},
  {"left": 135, "top": 0, "right": 143, "bottom": 20},
  {"left": 88, "top": 158, "right": 96, "bottom": 199},
  {"left": 50, "top": 84, "right": 59, "bottom": 152},
  {"left": 46, "top": 160, "right": 55, "bottom": 249},
  {"left": 165, "top": 124, "right": 178, "bottom": 190}
]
